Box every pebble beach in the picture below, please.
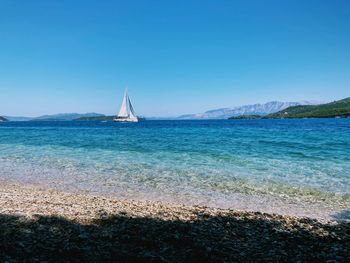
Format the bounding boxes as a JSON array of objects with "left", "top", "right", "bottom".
[
  {"left": 1, "top": 181, "right": 349, "bottom": 262},
  {"left": 2, "top": 0, "right": 350, "bottom": 261}
]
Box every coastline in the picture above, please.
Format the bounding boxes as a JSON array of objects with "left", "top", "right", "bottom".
[{"left": 1, "top": 181, "right": 349, "bottom": 261}]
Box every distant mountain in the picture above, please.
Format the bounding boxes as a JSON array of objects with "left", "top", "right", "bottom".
[
  {"left": 0, "top": 116, "right": 8, "bottom": 122},
  {"left": 31, "top": 113, "right": 104, "bottom": 121},
  {"left": 267, "top": 97, "right": 350, "bottom": 118},
  {"left": 4, "top": 116, "right": 34, "bottom": 121},
  {"left": 4, "top": 113, "right": 104, "bottom": 121},
  {"left": 178, "top": 101, "right": 323, "bottom": 119}
]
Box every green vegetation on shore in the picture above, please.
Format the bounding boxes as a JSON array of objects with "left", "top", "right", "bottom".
[
  {"left": 228, "top": 115, "right": 262, "bottom": 120},
  {"left": 267, "top": 97, "right": 350, "bottom": 118},
  {"left": 228, "top": 97, "right": 350, "bottom": 119},
  {"left": 74, "top": 115, "right": 115, "bottom": 121},
  {"left": 0, "top": 116, "right": 8, "bottom": 121},
  {"left": 75, "top": 116, "right": 146, "bottom": 121}
]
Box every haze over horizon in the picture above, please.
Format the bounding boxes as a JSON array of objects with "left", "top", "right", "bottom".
[
  {"left": 1, "top": 0, "right": 349, "bottom": 117},
  {"left": 3, "top": 99, "right": 327, "bottom": 119}
]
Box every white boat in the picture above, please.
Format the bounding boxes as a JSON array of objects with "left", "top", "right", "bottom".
[{"left": 114, "top": 89, "right": 138, "bottom": 122}]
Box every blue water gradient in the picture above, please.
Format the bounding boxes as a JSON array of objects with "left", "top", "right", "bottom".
[{"left": 1, "top": 119, "right": 349, "bottom": 219}]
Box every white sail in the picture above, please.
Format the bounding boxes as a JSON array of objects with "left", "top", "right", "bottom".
[
  {"left": 114, "top": 89, "right": 138, "bottom": 122},
  {"left": 128, "top": 96, "right": 138, "bottom": 121},
  {"left": 118, "top": 90, "right": 129, "bottom": 118}
]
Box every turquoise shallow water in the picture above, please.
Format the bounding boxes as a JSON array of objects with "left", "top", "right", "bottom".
[{"left": 0, "top": 119, "right": 349, "bottom": 220}]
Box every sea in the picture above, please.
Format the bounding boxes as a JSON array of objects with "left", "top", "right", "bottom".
[{"left": 0, "top": 119, "right": 349, "bottom": 221}]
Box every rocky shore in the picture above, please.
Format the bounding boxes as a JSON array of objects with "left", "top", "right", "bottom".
[{"left": 0, "top": 181, "right": 349, "bottom": 262}]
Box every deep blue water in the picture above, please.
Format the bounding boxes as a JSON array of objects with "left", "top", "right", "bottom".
[{"left": 1, "top": 119, "right": 349, "bottom": 219}]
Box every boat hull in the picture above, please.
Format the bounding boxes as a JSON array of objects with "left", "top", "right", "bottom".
[{"left": 113, "top": 118, "right": 138, "bottom": 122}]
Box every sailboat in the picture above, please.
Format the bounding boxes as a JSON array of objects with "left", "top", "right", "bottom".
[{"left": 114, "top": 89, "right": 138, "bottom": 122}]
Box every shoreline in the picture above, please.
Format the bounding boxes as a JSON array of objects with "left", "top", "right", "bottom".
[
  {"left": 1, "top": 181, "right": 349, "bottom": 261},
  {"left": 1, "top": 170, "right": 347, "bottom": 222}
]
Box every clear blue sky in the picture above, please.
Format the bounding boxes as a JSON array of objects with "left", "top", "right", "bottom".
[{"left": 1, "top": 0, "right": 349, "bottom": 117}]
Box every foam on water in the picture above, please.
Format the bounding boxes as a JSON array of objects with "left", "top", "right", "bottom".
[{"left": 0, "top": 119, "right": 349, "bottom": 221}]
